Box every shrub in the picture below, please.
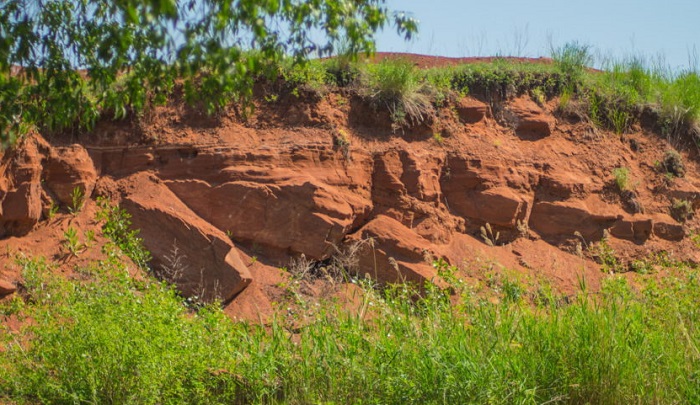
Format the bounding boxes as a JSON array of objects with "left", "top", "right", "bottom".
[
  {"left": 662, "top": 150, "right": 685, "bottom": 177},
  {"left": 551, "top": 41, "right": 594, "bottom": 89},
  {"left": 2, "top": 256, "right": 245, "bottom": 404},
  {"left": 360, "top": 59, "right": 435, "bottom": 127},
  {"left": 671, "top": 198, "right": 694, "bottom": 222},
  {"left": 612, "top": 167, "right": 630, "bottom": 191}
]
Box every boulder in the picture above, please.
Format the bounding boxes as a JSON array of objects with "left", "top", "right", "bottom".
[
  {"left": 609, "top": 215, "right": 653, "bottom": 242},
  {"left": 505, "top": 97, "right": 555, "bottom": 139},
  {"left": 1, "top": 182, "right": 42, "bottom": 227},
  {"left": 43, "top": 145, "right": 97, "bottom": 206},
  {"left": 538, "top": 171, "right": 593, "bottom": 199},
  {"left": 0, "top": 137, "right": 44, "bottom": 235},
  {"left": 347, "top": 215, "right": 440, "bottom": 285},
  {"left": 529, "top": 199, "right": 619, "bottom": 240},
  {"left": 446, "top": 186, "right": 529, "bottom": 228},
  {"left": 651, "top": 213, "right": 685, "bottom": 241},
  {"left": 0, "top": 279, "right": 15, "bottom": 297},
  {"left": 166, "top": 170, "right": 370, "bottom": 260},
  {"left": 120, "top": 173, "right": 252, "bottom": 303}
]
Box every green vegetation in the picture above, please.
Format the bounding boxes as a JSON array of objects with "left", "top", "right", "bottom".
[
  {"left": 95, "top": 197, "right": 151, "bottom": 270},
  {"left": 360, "top": 59, "right": 435, "bottom": 127},
  {"left": 662, "top": 149, "right": 686, "bottom": 178},
  {"left": 68, "top": 186, "right": 85, "bottom": 214},
  {"left": 2, "top": 22, "right": 700, "bottom": 146},
  {"left": 3, "top": 239, "right": 700, "bottom": 403},
  {"left": 0, "top": 0, "right": 417, "bottom": 146},
  {"left": 671, "top": 198, "right": 695, "bottom": 222},
  {"left": 612, "top": 167, "right": 630, "bottom": 191}
]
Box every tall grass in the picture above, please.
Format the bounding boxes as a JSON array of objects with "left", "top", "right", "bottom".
[
  {"left": 358, "top": 59, "right": 436, "bottom": 127},
  {"left": 2, "top": 249, "right": 700, "bottom": 404}
]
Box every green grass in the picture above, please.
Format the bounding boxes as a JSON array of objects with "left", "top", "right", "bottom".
[
  {"left": 359, "top": 59, "right": 436, "bottom": 127},
  {"left": 612, "top": 167, "right": 630, "bottom": 191},
  {"left": 2, "top": 243, "right": 700, "bottom": 404}
]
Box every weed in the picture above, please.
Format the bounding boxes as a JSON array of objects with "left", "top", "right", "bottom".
[
  {"left": 333, "top": 128, "right": 351, "bottom": 159},
  {"left": 662, "top": 150, "right": 685, "bottom": 177},
  {"left": 501, "top": 276, "right": 525, "bottom": 303},
  {"left": 595, "top": 233, "right": 622, "bottom": 273},
  {"left": 690, "top": 230, "right": 700, "bottom": 248},
  {"left": 630, "top": 259, "right": 653, "bottom": 274},
  {"left": 68, "top": 186, "right": 84, "bottom": 214},
  {"left": 671, "top": 198, "right": 694, "bottom": 222},
  {"left": 610, "top": 108, "right": 631, "bottom": 134},
  {"left": 432, "top": 132, "right": 444, "bottom": 144},
  {"left": 46, "top": 201, "right": 59, "bottom": 219},
  {"left": 95, "top": 197, "right": 151, "bottom": 270},
  {"left": 480, "top": 223, "right": 500, "bottom": 247},
  {"left": 5, "top": 250, "right": 700, "bottom": 403},
  {"left": 62, "top": 227, "right": 85, "bottom": 257},
  {"left": 612, "top": 167, "right": 630, "bottom": 191},
  {"left": 516, "top": 219, "right": 529, "bottom": 238},
  {"left": 530, "top": 86, "right": 546, "bottom": 106},
  {"left": 551, "top": 41, "right": 593, "bottom": 89},
  {"left": 156, "top": 240, "right": 188, "bottom": 284},
  {"left": 558, "top": 85, "right": 574, "bottom": 111},
  {"left": 0, "top": 294, "right": 24, "bottom": 317}
]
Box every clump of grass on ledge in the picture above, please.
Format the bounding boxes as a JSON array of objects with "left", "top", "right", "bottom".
[
  {"left": 358, "top": 59, "right": 436, "bottom": 127},
  {"left": 2, "top": 247, "right": 700, "bottom": 403}
]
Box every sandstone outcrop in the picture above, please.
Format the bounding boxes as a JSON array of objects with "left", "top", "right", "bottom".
[
  {"left": 504, "top": 97, "right": 555, "bottom": 139},
  {"left": 0, "top": 137, "right": 44, "bottom": 236},
  {"left": 44, "top": 145, "right": 97, "bottom": 206},
  {"left": 120, "top": 173, "right": 252, "bottom": 302},
  {"left": 455, "top": 97, "right": 489, "bottom": 124},
  {"left": 347, "top": 215, "right": 439, "bottom": 285}
]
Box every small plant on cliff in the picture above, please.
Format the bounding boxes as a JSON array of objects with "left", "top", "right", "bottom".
[
  {"left": 661, "top": 150, "right": 685, "bottom": 178},
  {"left": 333, "top": 128, "right": 351, "bottom": 159},
  {"left": 480, "top": 223, "right": 500, "bottom": 247},
  {"left": 68, "top": 187, "right": 84, "bottom": 214},
  {"left": 610, "top": 108, "right": 631, "bottom": 134},
  {"left": 612, "top": 167, "right": 630, "bottom": 191},
  {"left": 671, "top": 198, "right": 694, "bottom": 222},
  {"left": 595, "top": 232, "right": 622, "bottom": 273},
  {"left": 95, "top": 197, "right": 150, "bottom": 270},
  {"left": 62, "top": 227, "right": 86, "bottom": 258}
]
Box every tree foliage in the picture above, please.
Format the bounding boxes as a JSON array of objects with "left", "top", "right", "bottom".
[{"left": 0, "top": 0, "right": 418, "bottom": 146}]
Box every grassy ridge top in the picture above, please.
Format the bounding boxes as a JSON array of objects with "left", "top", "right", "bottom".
[{"left": 3, "top": 43, "right": 700, "bottom": 149}]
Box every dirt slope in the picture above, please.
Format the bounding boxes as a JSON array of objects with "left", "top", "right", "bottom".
[{"left": 1, "top": 54, "right": 699, "bottom": 321}]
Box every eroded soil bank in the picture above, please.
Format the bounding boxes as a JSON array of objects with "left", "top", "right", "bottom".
[{"left": 1, "top": 55, "right": 698, "bottom": 321}]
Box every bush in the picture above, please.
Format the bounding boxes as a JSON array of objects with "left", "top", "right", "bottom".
[
  {"left": 2, "top": 256, "right": 246, "bottom": 404},
  {"left": 671, "top": 198, "right": 694, "bottom": 222},
  {"left": 662, "top": 150, "right": 686, "bottom": 177},
  {"left": 360, "top": 59, "right": 435, "bottom": 127},
  {"left": 612, "top": 167, "right": 630, "bottom": 191}
]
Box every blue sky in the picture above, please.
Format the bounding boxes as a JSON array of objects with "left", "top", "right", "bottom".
[{"left": 375, "top": 0, "right": 699, "bottom": 71}]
